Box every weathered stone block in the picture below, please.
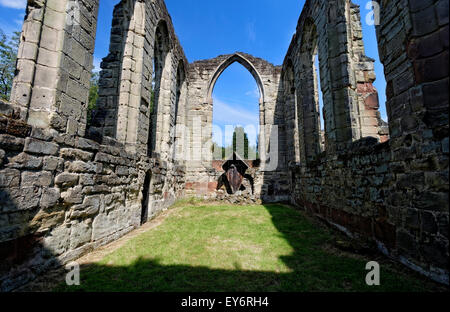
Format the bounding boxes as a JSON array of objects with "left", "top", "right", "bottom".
[
  {"left": 0, "top": 135, "right": 25, "bottom": 151},
  {"left": 70, "top": 219, "right": 92, "bottom": 250},
  {"left": 0, "top": 149, "right": 4, "bottom": 166},
  {"left": 55, "top": 172, "right": 79, "bottom": 187},
  {"left": 66, "top": 161, "right": 100, "bottom": 174},
  {"left": 76, "top": 137, "right": 99, "bottom": 151},
  {"left": 6, "top": 153, "right": 42, "bottom": 169},
  {"left": 0, "top": 169, "right": 20, "bottom": 188},
  {"left": 43, "top": 156, "right": 64, "bottom": 171},
  {"left": 40, "top": 187, "right": 61, "bottom": 208},
  {"left": 24, "top": 138, "right": 59, "bottom": 156},
  {"left": 61, "top": 185, "right": 83, "bottom": 204},
  {"left": 59, "top": 148, "right": 93, "bottom": 161},
  {"left": 421, "top": 211, "right": 438, "bottom": 234},
  {"left": 43, "top": 225, "right": 70, "bottom": 256},
  {"left": 1, "top": 186, "right": 41, "bottom": 211},
  {"left": 21, "top": 171, "right": 53, "bottom": 187}
]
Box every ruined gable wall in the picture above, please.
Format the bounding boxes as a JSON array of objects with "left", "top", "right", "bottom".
[
  {"left": 185, "top": 52, "right": 290, "bottom": 202},
  {"left": 286, "top": 0, "right": 449, "bottom": 284}
]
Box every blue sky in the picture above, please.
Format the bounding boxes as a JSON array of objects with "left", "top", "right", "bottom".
[{"left": 0, "top": 0, "right": 387, "bottom": 146}]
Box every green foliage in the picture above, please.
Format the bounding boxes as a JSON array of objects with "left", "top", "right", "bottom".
[
  {"left": 213, "top": 127, "right": 258, "bottom": 160},
  {"left": 0, "top": 29, "right": 20, "bottom": 100},
  {"left": 232, "top": 126, "right": 250, "bottom": 158},
  {"left": 211, "top": 142, "right": 226, "bottom": 159},
  {"left": 87, "top": 72, "right": 99, "bottom": 126},
  {"left": 150, "top": 89, "right": 155, "bottom": 114}
]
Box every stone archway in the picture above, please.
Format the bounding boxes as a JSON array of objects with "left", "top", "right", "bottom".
[
  {"left": 206, "top": 53, "right": 266, "bottom": 106},
  {"left": 184, "top": 52, "right": 285, "bottom": 200}
]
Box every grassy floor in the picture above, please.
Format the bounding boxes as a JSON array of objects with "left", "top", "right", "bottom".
[{"left": 57, "top": 202, "right": 442, "bottom": 292}]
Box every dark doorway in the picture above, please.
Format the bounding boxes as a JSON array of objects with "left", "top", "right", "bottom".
[{"left": 141, "top": 172, "right": 152, "bottom": 225}]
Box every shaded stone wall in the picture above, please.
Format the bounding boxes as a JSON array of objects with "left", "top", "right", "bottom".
[
  {"left": 1, "top": 0, "right": 187, "bottom": 291},
  {"left": 287, "top": 0, "right": 449, "bottom": 284},
  {"left": 0, "top": 110, "right": 185, "bottom": 291}
]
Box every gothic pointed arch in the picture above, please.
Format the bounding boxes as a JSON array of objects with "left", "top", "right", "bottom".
[{"left": 206, "top": 53, "right": 265, "bottom": 105}]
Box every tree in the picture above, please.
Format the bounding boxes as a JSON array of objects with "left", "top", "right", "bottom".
[
  {"left": 231, "top": 127, "right": 257, "bottom": 159},
  {"left": 212, "top": 141, "right": 225, "bottom": 160},
  {"left": 87, "top": 71, "right": 99, "bottom": 126},
  {"left": 212, "top": 127, "right": 258, "bottom": 160},
  {"left": 0, "top": 29, "right": 20, "bottom": 100},
  {"left": 232, "top": 127, "right": 249, "bottom": 158}
]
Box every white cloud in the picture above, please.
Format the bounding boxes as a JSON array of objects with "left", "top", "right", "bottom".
[
  {"left": 212, "top": 96, "right": 260, "bottom": 146},
  {"left": 0, "top": 0, "right": 26, "bottom": 9},
  {"left": 92, "top": 57, "right": 102, "bottom": 72},
  {"left": 246, "top": 21, "right": 256, "bottom": 42},
  {"left": 245, "top": 86, "right": 260, "bottom": 99},
  {"left": 212, "top": 97, "right": 259, "bottom": 127}
]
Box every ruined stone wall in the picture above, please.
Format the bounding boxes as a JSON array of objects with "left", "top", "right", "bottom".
[
  {"left": 282, "top": 0, "right": 386, "bottom": 164},
  {"left": 0, "top": 0, "right": 187, "bottom": 291},
  {"left": 185, "top": 53, "right": 290, "bottom": 202},
  {"left": 185, "top": 160, "right": 261, "bottom": 205},
  {"left": 0, "top": 0, "right": 448, "bottom": 291},
  {"left": 349, "top": 3, "right": 389, "bottom": 143},
  {"left": 10, "top": 0, "right": 100, "bottom": 137},
  {"left": 90, "top": 0, "right": 189, "bottom": 158},
  {"left": 287, "top": 0, "right": 449, "bottom": 284}
]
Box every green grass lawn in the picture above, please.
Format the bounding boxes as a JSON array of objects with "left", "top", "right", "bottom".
[{"left": 57, "top": 202, "right": 442, "bottom": 292}]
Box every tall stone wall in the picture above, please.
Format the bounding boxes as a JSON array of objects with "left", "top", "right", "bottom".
[
  {"left": 0, "top": 0, "right": 187, "bottom": 291},
  {"left": 287, "top": 0, "right": 449, "bottom": 284},
  {"left": 90, "top": 0, "right": 189, "bottom": 158}
]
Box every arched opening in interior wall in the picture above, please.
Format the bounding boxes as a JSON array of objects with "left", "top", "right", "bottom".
[
  {"left": 352, "top": 0, "right": 389, "bottom": 143},
  {"left": 211, "top": 62, "right": 260, "bottom": 160},
  {"left": 140, "top": 171, "right": 152, "bottom": 225},
  {"left": 297, "top": 18, "right": 323, "bottom": 162},
  {"left": 172, "top": 61, "right": 187, "bottom": 160},
  {"left": 87, "top": 0, "right": 121, "bottom": 129},
  {"left": 148, "top": 20, "right": 171, "bottom": 156},
  {"left": 314, "top": 53, "right": 326, "bottom": 152},
  {"left": 283, "top": 60, "right": 301, "bottom": 164},
  {"left": 175, "top": 63, "right": 185, "bottom": 127}
]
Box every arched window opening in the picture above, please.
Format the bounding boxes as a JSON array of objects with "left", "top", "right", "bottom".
[
  {"left": 283, "top": 61, "right": 301, "bottom": 163},
  {"left": 87, "top": 0, "right": 120, "bottom": 135},
  {"left": 211, "top": 62, "right": 260, "bottom": 161},
  {"left": 352, "top": 0, "right": 389, "bottom": 143},
  {"left": 314, "top": 53, "right": 326, "bottom": 152},
  {"left": 298, "top": 18, "right": 322, "bottom": 161},
  {"left": 174, "top": 62, "right": 185, "bottom": 128},
  {"left": 148, "top": 21, "right": 170, "bottom": 156},
  {"left": 172, "top": 61, "right": 186, "bottom": 160}
]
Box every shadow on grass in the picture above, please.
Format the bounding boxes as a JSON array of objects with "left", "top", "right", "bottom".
[{"left": 56, "top": 204, "right": 441, "bottom": 292}]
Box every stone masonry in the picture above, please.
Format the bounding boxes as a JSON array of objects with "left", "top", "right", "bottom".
[{"left": 0, "top": 0, "right": 448, "bottom": 290}]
